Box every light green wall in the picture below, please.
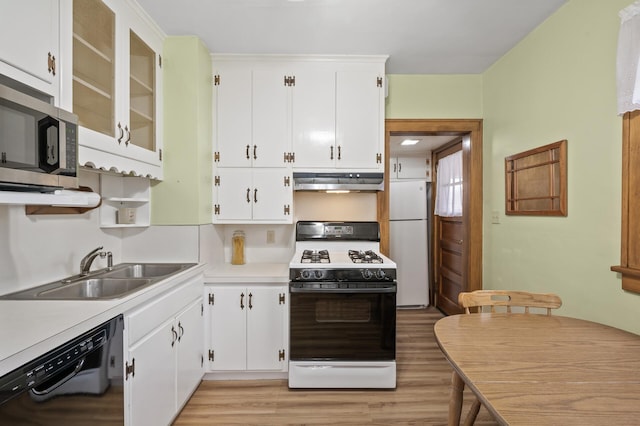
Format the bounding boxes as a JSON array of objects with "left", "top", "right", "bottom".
[
  {"left": 385, "top": 74, "right": 483, "bottom": 118},
  {"left": 151, "top": 36, "right": 213, "bottom": 225},
  {"left": 483, "top": 0, "right": 639, "bottom": 332}
]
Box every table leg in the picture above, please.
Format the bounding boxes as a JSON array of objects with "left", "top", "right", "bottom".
[{"left": 449, "top": 370, "right": 464, "bottom": 426}]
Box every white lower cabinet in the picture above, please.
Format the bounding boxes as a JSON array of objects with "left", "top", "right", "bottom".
[
  {"left": 124, "top": 275, "right": 204, "bottom": 426},
  {"left": 206, "top": 284, "right": 288, "bottom": 372}
]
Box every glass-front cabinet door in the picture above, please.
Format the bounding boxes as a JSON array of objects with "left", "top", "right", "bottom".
[
  {"left": 72, "top": 0, "right": 115, "bottom": 139},
  {"left": 129, "top": 30, "right": 155, "bottom": 155},
  {"left": 73, "top": 0, "right": 163, "bottom": 178}
]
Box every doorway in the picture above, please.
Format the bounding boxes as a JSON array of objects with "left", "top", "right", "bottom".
[{"left": 378, "top": 119, "right": 483, "bottom": 315}]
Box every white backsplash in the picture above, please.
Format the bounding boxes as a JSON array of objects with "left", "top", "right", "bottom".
[
  {"left": 205, "top": 192, "right": 379, "bottom": 266},
  {"left": 0, "top": 179, "right": 381, "bottom": 295},
  {"left": 293, "top": 192, "right": 377, "bottom": 221},
  {"left": 0, "top": 172, "right": 121, "bottom": 295},
  {"left": 209, "top": 224, "right": 295, "bottom": 265},
  {"left": 122, "top": 225, "right": 200, "bottom": 263}
]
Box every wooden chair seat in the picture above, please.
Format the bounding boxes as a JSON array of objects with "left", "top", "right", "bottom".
[{"left": 455, "top": 290, "right": 562, "bottom": 426}]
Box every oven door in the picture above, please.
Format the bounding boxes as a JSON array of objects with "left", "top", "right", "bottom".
[{"left": 289, "top": 283, "right": 396, "bottom": 361}]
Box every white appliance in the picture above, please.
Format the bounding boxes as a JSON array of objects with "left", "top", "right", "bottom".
[{"left": 389, "top": 180, "right": 430, "bottom": 307}]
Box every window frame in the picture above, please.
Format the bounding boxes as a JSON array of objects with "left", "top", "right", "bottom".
[{"left": 504, "top": 140, "right": 567, "bottom": 216}]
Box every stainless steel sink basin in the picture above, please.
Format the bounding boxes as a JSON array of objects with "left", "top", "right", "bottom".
[
  {"left": 103, "top": 263, "right": 187, "bottom": 279},
  {"left": 0, "top": 262, "right": 197, "bottom": 300},
  {"left": 37, "top": 278, "right": 152, "bottom": 299}
]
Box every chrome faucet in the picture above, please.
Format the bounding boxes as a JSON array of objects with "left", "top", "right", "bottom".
[{"left": 80, "top": 246, "right": 106, "bottom": 276}]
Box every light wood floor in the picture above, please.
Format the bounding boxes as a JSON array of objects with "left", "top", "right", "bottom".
[{"left": 174, "top": 307, "right": 499, "bottom": 425}]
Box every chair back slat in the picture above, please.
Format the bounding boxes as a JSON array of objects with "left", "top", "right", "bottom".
[{"left": 458, "top": 290, "right": 562, "bottom": 316}]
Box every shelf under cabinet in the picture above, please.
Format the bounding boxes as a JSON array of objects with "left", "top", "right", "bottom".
[{"left": 99, "top": 174, "right": 150, "bottom": 228}]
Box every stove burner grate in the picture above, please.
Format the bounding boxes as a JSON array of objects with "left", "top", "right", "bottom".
[
  {"left": 301, "top": 249, "right": 330, "bottom": 264},
  {"left": 348, "top": 249, "right": 383, "bottom": 264}
]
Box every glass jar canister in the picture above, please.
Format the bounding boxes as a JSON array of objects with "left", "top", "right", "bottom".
[{"left": 231, "top": 230, "right": 245, "bottom": 265}]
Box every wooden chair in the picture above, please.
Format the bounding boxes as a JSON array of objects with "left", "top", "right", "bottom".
[{"left": 455, "top": 290, "right": 562, "bottom": 425}]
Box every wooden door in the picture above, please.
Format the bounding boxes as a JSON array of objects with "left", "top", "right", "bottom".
[{"left": 434, "top": 142, "right": 466, "bottom": 314}]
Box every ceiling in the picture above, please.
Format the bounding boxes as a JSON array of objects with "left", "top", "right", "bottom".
[
  {"left": 136, "top": 0, "right": 567, "bottom": 75},
  {"left": 136, "top": 0, "right": 567, "bottom": 157},
  {"left": 389, "top": 135, "right": 459, "bottom": 156}
]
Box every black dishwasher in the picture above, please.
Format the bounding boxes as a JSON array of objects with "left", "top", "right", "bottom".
[{"left": 0, "top": 315, "right": 124, "bottom": 425}]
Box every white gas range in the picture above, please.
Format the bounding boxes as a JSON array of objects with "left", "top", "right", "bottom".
[{"left": 288, "top": 221, "right": 397, "bottom": 389}]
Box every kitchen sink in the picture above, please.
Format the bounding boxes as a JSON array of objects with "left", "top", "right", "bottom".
[
  {"left": 0, "top": 262, "right": 197, "bottom": 300},
  {"left": 103, "top": 263, "right": 187, "bottom": 279},
  {"left": 37, "top": 278, "right": 152, "bottom": 299}
]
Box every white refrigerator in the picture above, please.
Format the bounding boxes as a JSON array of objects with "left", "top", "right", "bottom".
[{"left": 389, "top": 180, "right": 430, "bottom": 307}]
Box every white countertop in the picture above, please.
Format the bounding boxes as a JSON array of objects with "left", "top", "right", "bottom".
[
  {"left": 204, "top": 262, "right": 289, "bottom": 283},
  {"left": 0, "top": 263, "right": 207, "bottom": 377}
]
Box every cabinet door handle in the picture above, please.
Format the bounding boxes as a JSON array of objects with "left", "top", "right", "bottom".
[
  {"left": 254, "top": 188, "right": 258, "bottom": 203},
  {"left": 398, "top": 162, "right": 402, "bottom": 173},
  {"left": 393, "top": 163, "right": 397, "bottom": 173},
  {"left": 246, "top": 188, "right": 251, "bottom": 203},
  {"left": 178, "top": 322, "right": 184, "bottom": 342},
  {"left": 330, "top": 146, "right": 334, "bottom": 160},
  {"left": 171, "top": 325, "right": 178, "bottom": 347},
  {"left": 124, "top": 125, "right": 131, "bottom": 146},
  {"left": 248, "top": 292, "right": 253, "bottom": 310},
  {"left": 117, "top": 123, "right": 124, "bottom": 144},
  {"left": 47, "top": 52, "right": 56, "bottom": 76},
  {"left": 240, "top": 292, "right": 245, "bottom": 310},
  {"left": 337, "top": 145, "right": 341, "bottom": 160},
  {"left": 253, "top": 145, "right": 257, "bottom": 160},
  {"left": 246, "top": 145, "right": 250, "bottom": 160}
]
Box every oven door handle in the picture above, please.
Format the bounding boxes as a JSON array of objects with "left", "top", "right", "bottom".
[{"left": 289, "top": 286, "right": 396, "bottom": 294}]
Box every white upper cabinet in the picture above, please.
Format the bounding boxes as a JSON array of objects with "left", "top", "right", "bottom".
[
  {"left": 290, "top": 59, "right": 386, "bottom": 171},
  {"left": 213, "top": 168, "right": 292, "bottom": 223},
  {"left": 71, "top": 0, "right": 164, "bottom": 179},
  {"left": 390, "top": 155, "right": 432, "bottom": 180},
  {"left": 0, "top": 0, "right": 61, "bottom": 99},
  {"left": 214, "top": 62, "right": 290, "bottom": 168},
  {"left": 291, "top": 65, "right": 336, "bottom": 169},
  {"left": 335, "top": 70, "right": 384, "bottom": 169}
]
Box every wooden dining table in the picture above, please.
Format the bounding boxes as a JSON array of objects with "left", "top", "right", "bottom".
[{"left": 434, "top": 313, "right": 640, "bottom": 425}]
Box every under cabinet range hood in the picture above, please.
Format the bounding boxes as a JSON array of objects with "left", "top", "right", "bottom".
[{"left": 293, "top": 172, "right": 384, "bottom": 192}]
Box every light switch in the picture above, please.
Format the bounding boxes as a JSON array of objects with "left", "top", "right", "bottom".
[{"left": 491, "top": 211, "right": 500, "bottom": 224}]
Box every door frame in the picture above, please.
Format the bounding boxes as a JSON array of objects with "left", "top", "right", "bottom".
[{"left": 378, "top": 119, "right": 483, "bottom": 309}]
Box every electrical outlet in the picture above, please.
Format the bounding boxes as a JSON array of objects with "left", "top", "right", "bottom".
[
  {"left": 491, "top": 210, "right": 500, "bottom": 224},
  {"left": 267, "top": 230, "right": 275, "bottom": 244}
]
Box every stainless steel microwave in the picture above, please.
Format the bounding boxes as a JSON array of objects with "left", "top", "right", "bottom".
[{"left": 0, "top": 82, "right": 78, "bottom": 192}]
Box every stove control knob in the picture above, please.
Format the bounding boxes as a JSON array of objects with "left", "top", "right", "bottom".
[
  {"left": 301, "top": 270, "right": 311, "bottom": 280},
  {"left": 314, "top": 270, "right": 324, "bottom": 279},
  {"left": 362, "top": 269, "right": 373, "bottom": 279},
  {"left": 375, "top": 269, "right": 386, "bottom": 280}
]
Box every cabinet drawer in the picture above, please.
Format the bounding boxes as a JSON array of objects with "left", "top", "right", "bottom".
[{"left": 126, "top": 275, "right": 203, "bottom": 345}]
